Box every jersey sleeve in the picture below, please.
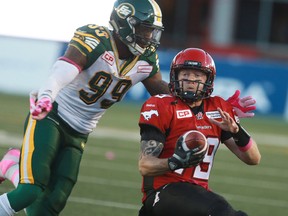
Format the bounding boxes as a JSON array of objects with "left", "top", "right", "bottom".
[
  {"left": 68, "top": 24, "right": 112, "bottom": 68},
  {"left": 139, "top": 51, "right": 160, "bottom": 78},
  {"left": 139, "top": 95, "right": 172, "bottom": 135}
]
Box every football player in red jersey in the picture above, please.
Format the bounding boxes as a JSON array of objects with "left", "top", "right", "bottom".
[{"left": 138, "top": 48, "right": 261, "bottom": 216}]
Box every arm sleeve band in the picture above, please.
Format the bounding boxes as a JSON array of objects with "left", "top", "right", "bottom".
[
  {"left": 38, "top": 60, "right": 80, "bottom": 101},
  {"left": 232, "top": 123, "right": 251, "bottom": 148},
  {"left": 140, "top": 124, "right": 166, "bottom": 143}
]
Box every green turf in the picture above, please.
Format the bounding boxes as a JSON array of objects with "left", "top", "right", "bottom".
[{"left": 0, "top": 93, "right": 287, "bottom": 216}]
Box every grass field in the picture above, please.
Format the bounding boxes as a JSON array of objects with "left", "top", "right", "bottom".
[{"left": 0, "top": 92, "right": 287, "bottom": 216}]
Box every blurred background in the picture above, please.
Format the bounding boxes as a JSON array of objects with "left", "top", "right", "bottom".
[
  {"left": 1, "top": 0, "right": 288, "bottom": 120},
  {"left": 0, "top": 1, "right": 287, "bottom": 215}
]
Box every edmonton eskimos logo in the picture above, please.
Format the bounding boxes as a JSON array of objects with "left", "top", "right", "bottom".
[{"left": 117, "top": 3, "right": 135, "bottom": 18}]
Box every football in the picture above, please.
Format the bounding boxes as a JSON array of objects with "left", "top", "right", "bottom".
[{"left": 180, "top": 130, "right": 208, "bottom": 154}]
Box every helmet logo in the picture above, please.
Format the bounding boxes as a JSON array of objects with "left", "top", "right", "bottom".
[
  {"left": 117, "top": 3, "right": 135, "bottom": 19},
  {"left": 184, "top": 61, "right": 201, "bottom": 67}
]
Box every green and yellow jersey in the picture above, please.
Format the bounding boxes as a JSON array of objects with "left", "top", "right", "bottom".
[{"left": 56, "top": 24, "right": 160, "bottom": 134}]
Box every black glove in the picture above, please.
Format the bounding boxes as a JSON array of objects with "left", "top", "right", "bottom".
[{"left": 168, "top": 137, "right": 206, "bottom": 171}]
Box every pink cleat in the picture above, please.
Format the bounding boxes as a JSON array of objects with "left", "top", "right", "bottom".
[{"left": 0, "top": 148, "right": 20, "bottom": 183}]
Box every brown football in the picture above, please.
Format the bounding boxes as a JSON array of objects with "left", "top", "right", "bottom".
[{"left": 181, "top": 130, "right": 208, "bottom": 154}]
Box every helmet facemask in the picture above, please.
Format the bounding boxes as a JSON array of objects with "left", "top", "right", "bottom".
[
  {"left": 171, "top": 66, "right": 214, "bottom": 103},
  {"left": 132, "top": 20, "right": 163, "bottom": 56}
]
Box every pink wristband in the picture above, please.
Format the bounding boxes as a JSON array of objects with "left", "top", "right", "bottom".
[{"left": 238, "top": 138, "right": 253, "bottom": 152}]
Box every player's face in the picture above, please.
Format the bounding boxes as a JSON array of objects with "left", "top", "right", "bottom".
[
  {"left": 135, "top": 25, "right": 155, "bottom": 48},
  {"left": 178, "top": 69, "right": 207, "bottom": 94}
]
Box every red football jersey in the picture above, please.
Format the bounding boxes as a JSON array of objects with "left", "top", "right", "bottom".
[{"left": 139, "top": 94, "right": 238, "bottom": 201}]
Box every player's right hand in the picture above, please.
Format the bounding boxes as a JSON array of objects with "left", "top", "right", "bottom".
[
  {"left": 30, "top": 90, "right": 52, "bottom": 120},
  {"left": 167, "top": 137, "right": 205, "bottom": 171}
]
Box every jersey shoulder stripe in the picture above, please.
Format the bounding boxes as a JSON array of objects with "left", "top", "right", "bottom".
[
  {"left": 139, "top": 51, "right": 160, "bottom": 78},
  {"left": 69, "top": 24, "right": 113, "bottom": 67}
]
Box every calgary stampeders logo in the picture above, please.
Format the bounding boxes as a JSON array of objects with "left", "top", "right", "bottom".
[{"left": 141, "top": 109, "right": 159, "bottom": 120}]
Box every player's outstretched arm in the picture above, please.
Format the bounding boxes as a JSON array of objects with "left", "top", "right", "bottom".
[
  {"left": 30, "top": 46, "right": 84, "bottom": 120},
  {"left": 142, "top": 72, "right": 170, "bottom": 96},
  {"left": 225, "top": 137, "right": 261, "bottom": 165},
  {"left": 209, "top": 108, "right": 261, "bottom": 165}
]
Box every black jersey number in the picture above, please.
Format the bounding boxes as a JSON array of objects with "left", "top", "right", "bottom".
[{"left": 79, "top": 71, "right": 132, "bottom": 108}]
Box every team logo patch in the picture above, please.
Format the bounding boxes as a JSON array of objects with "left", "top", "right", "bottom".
[
  {"left": 137, "top": 65, "right": 153, "bottom": 73},
  {"left": 117, "top": 3, "right": 135, "bottom": 18},
  {"left": 205, "top": 111, "right": 221, "bottom": 119},
  {"left": 196, "top": 112, "right": 203, "bottom": 120},
  {"left": 141, "top": 109, "right": 159, "bottom": 120},
  {"left": 176, "top": 109, "right": 192, "bottom": 119},
  {"left": 102, "top": 51, "right": 114, "bottom": 66}
]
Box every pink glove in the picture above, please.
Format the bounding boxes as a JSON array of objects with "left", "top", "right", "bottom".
[
  {"left": 226, "top": 90, "right": 256, "bottom": 118},
  {"left": 30, "top": 90, "right": 52, "bottom": 120}
]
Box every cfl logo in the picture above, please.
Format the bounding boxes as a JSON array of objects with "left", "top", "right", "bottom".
[
  {"left": 117, "top": 3, "right": 134, "bottom": 18},
  {"left": 176, "top": 109, "right": 192, "bottom": 119}
]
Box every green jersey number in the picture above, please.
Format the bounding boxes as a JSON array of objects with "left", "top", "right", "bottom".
[{"left": 79, "top": 71, "right": 132, "bottom": 109}]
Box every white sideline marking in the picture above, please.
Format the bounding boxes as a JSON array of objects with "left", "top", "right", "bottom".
[
  {"left": 78, "top": 175, "right": 288, "bottom": 191},
  {"left": 92, "top": 128, "right": 288, "bottom": 147},
  {"left": 69, "top": 193, "right": 288, "bottom": 209},
  {"left": 78, "top": 176, "right": 140, "bottom": 189},
  {"left": 75, "top": 175, "right": 288, "bottom": 209},
  {"left": 223, "top": 193, "right": 288, "bottom": 208},
  {"left": 68, "top": 197, "right": 140, "bottom": 210},
  {"left": 0, "top": 128, "right": 287, "bottom": 147},
  {"left": 0, "top": 187, "right": 139, "bottom": 211}
]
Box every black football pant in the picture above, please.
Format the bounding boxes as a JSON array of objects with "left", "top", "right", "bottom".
[{"left": 139, "top": 182, "right": 248, "bottom": 216}]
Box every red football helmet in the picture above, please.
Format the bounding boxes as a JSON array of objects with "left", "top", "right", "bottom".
[{"left": 169, "top": 48, "right": 216, "bottom": 102}]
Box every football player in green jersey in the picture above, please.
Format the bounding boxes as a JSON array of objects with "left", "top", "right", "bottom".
[{"left": 0, "top": 0, "right": 256, "bottom": 215}]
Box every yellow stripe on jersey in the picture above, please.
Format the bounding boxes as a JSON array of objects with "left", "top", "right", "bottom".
[
  {"left": 72, "top": 37, "right": 93, "bottom": 53},
  {"left": 120, "top": 56, "right": 139, "bottom": 76},
  {"left": 107, "top": 30, "right": 121, "bottom": 75},
  {"left": 75, "top": 31, "right": 98, "bottom": 39},
  {"left": 72, "top": 32, "right": 100, "bottom": 53},
  {"left": 148, "top": 0, "right": 163, "bottom": 26},
  {"left": 20, "top": 116, "right": 36, "bottom": 184}
]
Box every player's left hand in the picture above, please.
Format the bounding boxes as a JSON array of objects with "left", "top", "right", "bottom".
[
  {"left": 30, "top": 90, "right": 52, "bottom": 120},
  {"left": 209, "top": 108, "right": 239, "bottom": 133},
  {"left": 226, "top": 90, "right": 256, "bottom": 118}
]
